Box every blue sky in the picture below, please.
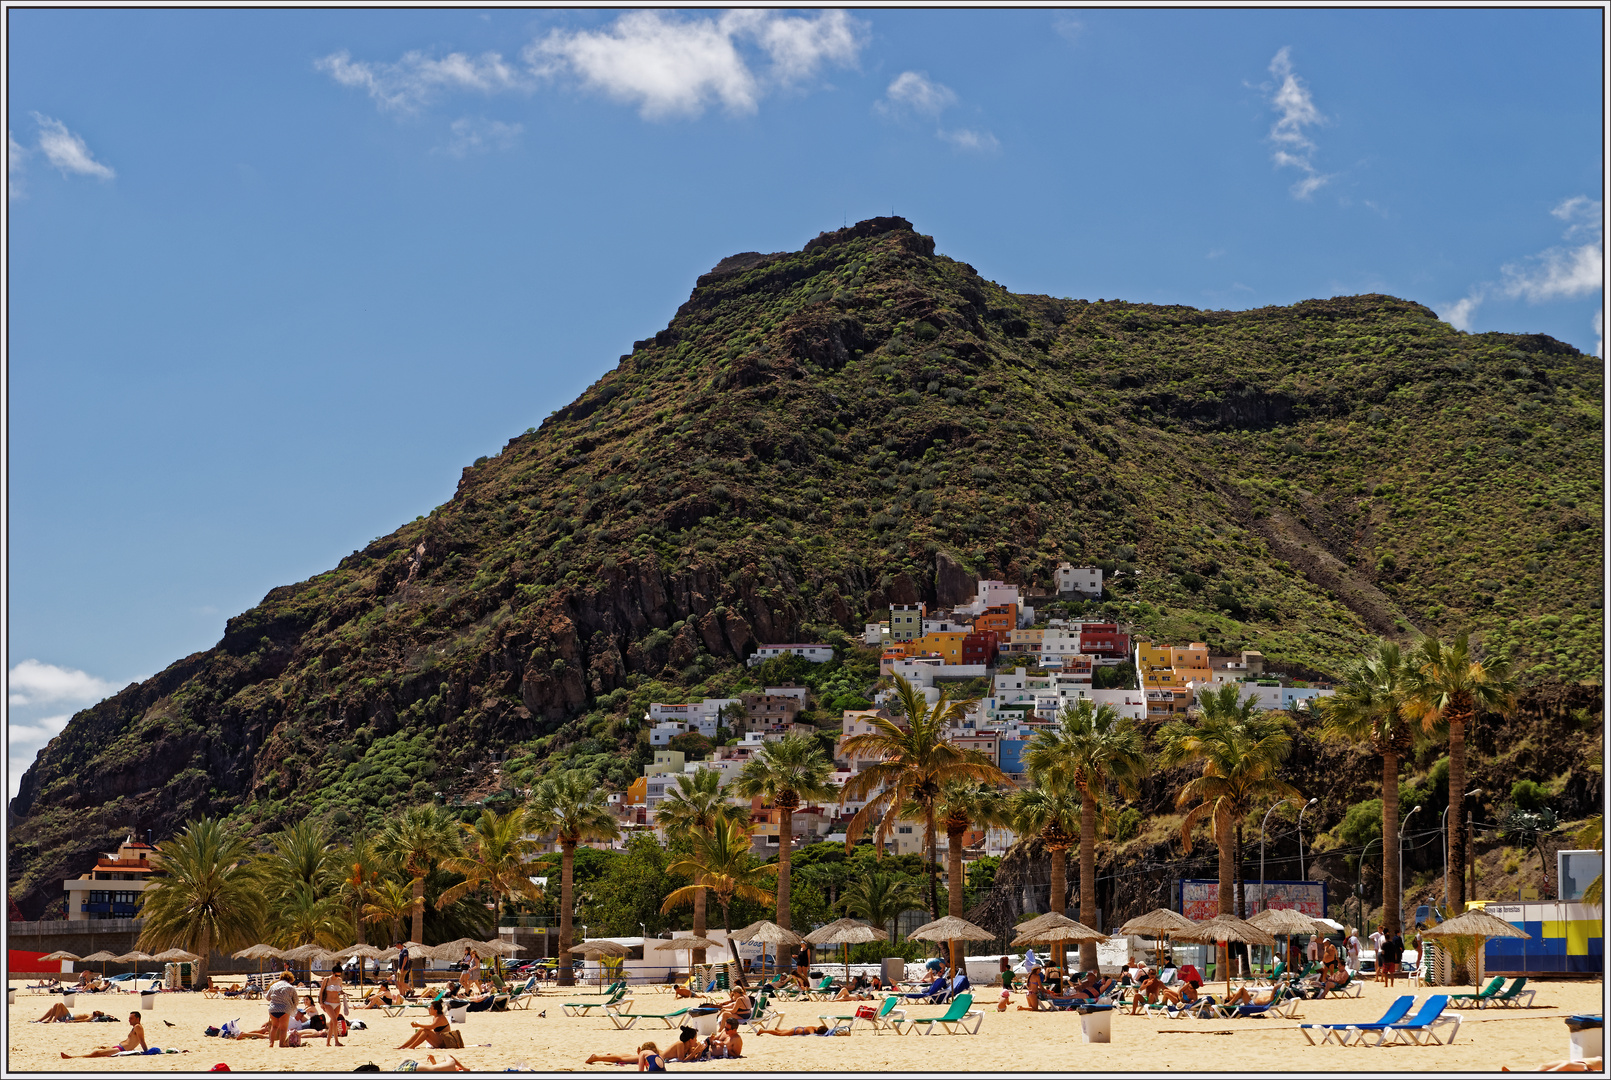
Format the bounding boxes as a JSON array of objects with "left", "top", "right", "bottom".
[{"left": 6, "top": 7, "right": 1604, "bottom": 795}]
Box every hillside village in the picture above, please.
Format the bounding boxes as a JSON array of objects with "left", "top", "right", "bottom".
[{"left": 600, "top": 564, "right": 1334, "bottom": 868}]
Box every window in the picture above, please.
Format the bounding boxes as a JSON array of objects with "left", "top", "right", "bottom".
[{"left": 897, "top": 826, "right": 914, "bottom": 835}]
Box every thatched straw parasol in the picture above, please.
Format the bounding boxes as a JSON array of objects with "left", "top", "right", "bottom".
[
  {"left": 280, "top": 943, "right": 335, "bottom": 981},
  {"left": 332, "top": 943, "right": 391, "bottom": 987},
  {"left": 1009, "top": 912, "right": 1108, "bottom": 973},
  {"left": 1246, "top": 906, "right": 1327, "bottom": 976},
  {"left": 151, "top": 948, "right": 202, "bottom": 962},
  {"left": 113, "top": 950, "right": 155, "bottom": 964},
  {"left": 569, "top": 939, "right": 630, "bottom": 988},
  {"left": 652, "top": 936, "right": 725, "bottom": 952},
  {"left": 910, "top": 915, "right": 998, "bottom": 977},
  {"left": 232, "top": 944, "right": 287, "bottom": 981},
  {"left": 483, "top": 938, "right": 523, "bottom": 956},
  {"left": 431, "top": 937, "right": 505, "bottom": 962},
  {"left": 1422, "top": 908, "right": 1531, "bottom": 990},
  {"left": 730, "top": 919, "right": 803, "bottom": 979},
  {"left": 81, "top": 950, "right": 118, "bottom": 981},
  {"left": 40, "top": 949, "right": 81, "bottom": 962},
  {"left": 804, "top": 918, "right": 889, "bottom": 985},
  {"left": 1176, "top": 914, "right": 1276, "bottom": 996}
]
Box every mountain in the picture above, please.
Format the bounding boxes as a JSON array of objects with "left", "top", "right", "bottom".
[{"left": 9, "top": 216, "right": 1602, "bottom": 918}]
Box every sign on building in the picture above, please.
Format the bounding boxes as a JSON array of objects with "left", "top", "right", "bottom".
[
  {"left": 1481, "top": 902, "right": 1603, "bottom": 976},
  {"left": 1176, "top": 879, "right": 1328, "bottom": 921}
]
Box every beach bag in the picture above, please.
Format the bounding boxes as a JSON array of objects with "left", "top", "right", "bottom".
[
  {"left": 336, "top": 1016, "right": 350, "bottom": 1037},
  {"left": 220, "top": 1020, "right": 240, "bottom": 1039},
  {"left": 204, "top": 1026, "right": 221, "bottom": 1037},
  {"left": 439, "top": 1030, "right": 464, "bottom": 1049},
  {"left": 855, "top": 1005, "right": 876, "bottom": 1019}
]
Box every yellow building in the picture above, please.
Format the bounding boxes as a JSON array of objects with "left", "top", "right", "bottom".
[
  {"left": 1136, "top": 640, "right": 1213, "bottom": 689},
  {"left": 912, "top": 631, "right": 968, "bottom": 663}
]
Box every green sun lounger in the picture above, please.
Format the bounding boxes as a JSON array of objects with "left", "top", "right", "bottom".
[
  {"left": 562, "top": 986, "right": 629, "bottom": 1017},
  {"left": 603, "top": 1004, "right": 698, "bottom": 1030},
  {"left": 893, "top": 992, "right": 982, "bottom": 1035},
  {"left": 819, "top": 994, "right": 903, "bottom": 1034},
  {"left": 1485, "top": 977, "right": 1535, "bottom": 1009},
  {"left": 1447, "top": 976, "right": 1504, "bottom": 1007}
]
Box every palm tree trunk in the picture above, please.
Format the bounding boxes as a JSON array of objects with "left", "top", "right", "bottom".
[
  {"left": 925, "top": 805, "right": 940, "bottom": 920},
  {"left": 1049, "top": 841, "right": 1068, "bottom": 971},
  {"left": 1235, "top": 823, "right": 1246, "bottom": 919},
  {"left": 558, "top": 840, "right": 576, "bottom": 987},
  {"left": 947, "top": 826, "right": 966, "bottom": 972},
  {"left": 1382, "top": 748, "right": 1401, "bottom": 935},
  {"left": 777, "top": 806, "right": 793, "bottom": 930},
  {"left": 196, "top": 923, "right": 211, "bottom": 990},
  {"left": 354, "top": 895, "right": 367, "bottom": 946},
  {"left": 1216, "top": 810, "right": 1233, "bottom": 979},
  {"left": 1448, "top": 712, "right": 1467, "bottom": 910},
  {"left": 411, "top": 874, "right": 427, "bottom": 953},
  {"left": 692, "top": 874, "right": 708, "bottom": 968},
  {"left": 1079, "top": 790, "right": 1098, "bottom": 972},
  {"left": 720, "top": 898, "right": 749, "bottom": 988}
]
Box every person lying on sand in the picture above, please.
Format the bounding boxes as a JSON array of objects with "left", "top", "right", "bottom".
[
  {"left": 662, "top": 1027, "right": 706, "bottom": 1062},
  {"left": 585, "top": 1041, "right": 666, "bottom": 1071},
  {"left": 35, "top": 1003, "right": 109, "bottom": 1023},
  {"left": 1501, "top": 1058, "right": 1604, "bottom": 1072},
  {"left": 707, "top": 1017, "right": 744, "bottom": 1059},
  {"left": 402, "top": 1054, "right": 470, "bottom": 1072},
  {"left": 60, "top": 1012, "right": 146, "bottom": 1057},
  {"left": 754, "top": 1023, "right": 831, "bottom": 1035}
]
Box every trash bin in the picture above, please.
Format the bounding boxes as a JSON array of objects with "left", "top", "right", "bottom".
[
  {"left": 7, "top": 988, "right": 14, "bottom": 1006},
  {"left": 1566, "top": 1015, "right": 1602, "bottom": 1062},
  {"left": 882, "top": 958, "right": 906, "bottom": 987},
  {"left": 689, "top": 1007, "right": 722, "bottom": 1037},
  {"left": 140, "top": 990, "right": 156, "bottom": 1011},
  {"left": 449, "top": 1004, "right": 468, "bottom": 1024},
  {"left": 1078, "top": 1004, "right": 1113, "bottom": 1043},
  {"left": 63, "top": 991, "right": 77, "bottom": 1008}
]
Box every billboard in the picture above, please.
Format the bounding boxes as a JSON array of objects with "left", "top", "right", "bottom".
[
  {"left": 1176, "top": 879, "right": 1328, "bottom": 921},
  {"left": 1481, "top": 902, "right": 1603, "bottom": 976}
]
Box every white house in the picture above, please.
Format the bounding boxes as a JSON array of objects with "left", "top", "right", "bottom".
[
  {"left": 959, "top": 580, "right": 1021, "bottom": 617},
  {"left": 1232, "top": 683, "right": 1336, "bottom": 712},
  {"left": 748, "top": 643, "right": 834, "bottom": 667},
  {"left": 863, "top": 623, "right": 888, "bottom": 646},
  {"left": 1056, "top": 563, "right": 1104, "bottom": 598}
]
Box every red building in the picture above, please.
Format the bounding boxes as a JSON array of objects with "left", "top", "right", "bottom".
[
  {"left": 961, "top": 629, "right": 999, "bottom": 666},
  {"left": 1076, "top": 623, "right": 1130, "bottom": 659}
]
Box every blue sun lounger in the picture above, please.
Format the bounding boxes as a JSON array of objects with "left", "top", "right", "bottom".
[{"left": 1299, "top": 994, "right": 1415, "bottom": 1046}]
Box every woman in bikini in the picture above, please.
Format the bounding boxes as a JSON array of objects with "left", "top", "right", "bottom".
[
  {"left": 396, "top": 999, "right": 451, "bottom": 1051},
  {"left": 35, "top": 1003, "right": 108, "bottom": 1023},
  {"left": 361, "top": 978, "right": 398, "bottom": 1010},
  {"left": 319, "top": 969, "right": 346, "bottom": 1046},
  {"left": 585, "top": 1041, "right": 666, "bottom": 1071},
  {"left": 755, "top": 1023, "right": 830, "bottom": 1035}
]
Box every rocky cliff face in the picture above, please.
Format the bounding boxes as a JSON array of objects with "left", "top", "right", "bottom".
[{"left": 9, "top": 217, "right": 1602, "bottom": 918}]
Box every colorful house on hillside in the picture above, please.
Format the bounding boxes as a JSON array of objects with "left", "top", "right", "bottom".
[
  {"left": 913, "top": 630, "right": 968, "bottom": 663},
  {"left": 62, "top": 834, "right": 159, "bottom": 922},
  {"left": 974, "top": 604, "right": 1016, "bottom": 637},
  {"left": 889, "top": 604, "right": 926, "bottom": 642},
  {"left": 961, "top": 629, "right": 999, "bottom": 666}
]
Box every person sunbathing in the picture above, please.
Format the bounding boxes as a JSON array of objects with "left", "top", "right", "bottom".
[
  {"left": 361, "top": 980, "right": 400, "bottom": 1009},
  {"left": 1221, "top": 983, "right": 1279, "bottom": 1007},
  {"left": 661, "top": 1027, "right": 707, "bottom": 1062},
  {"left": 396, "top": 1000, "right": 451, "bottom": 1051},
  {"left": 406, "top": 1055, "right": 469, "bottom": 1072},
  {"left": 707, "top": 1018, "right": 744, "bottom": 1059},
  {"left": 60, "top": 1012, "right": 146, "bottom": 1057},
  {"left": 36, "top": 1003, "right": 109, "bottom": 1023},
  {"left": 1017, "top": 967, "right": 1047, "bottom": 1011},
  {"left": 755, "top": 1023, "right": 831, "bottom": 1036},
  {"left": 717, "top": 987, "right": 753, "bottom": 1020},
  {"left": 1500, "top": 1057, "right": 1604, "bottom": 1072},
  {"left": 586, "top": 1041, "right": 666, "bottom": 1071}
]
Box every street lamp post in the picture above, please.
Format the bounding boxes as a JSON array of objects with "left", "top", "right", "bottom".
[
  {"left": 1397, "top": 805, "right": 1421, "bottom": 934},
  {"left": 1259, "top": 797, "right": 1305, "bottom": 913},
  {"left": 1296, "top": 798, "right": 1319, "bottom": 882},
  {"left": 1442, "top": 790, "right": 1482, "bottom": 912}
]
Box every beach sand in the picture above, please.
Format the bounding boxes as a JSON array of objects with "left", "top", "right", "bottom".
[{"left": 8, "top": 978, "right": 1604, "bottom": 1072}]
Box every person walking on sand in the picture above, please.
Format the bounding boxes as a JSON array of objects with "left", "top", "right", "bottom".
[
  {"left": 60, "top": 1011, "right": 146, "bottom": 1057},
  {"left": 1345, "top": 927, "right": 1361, "bottom": 975},
  {"left": 266, "top": 970, "right": 298, "bottom": 1048},
  {"left": 319, "top": 969, "right": 346, "bottom": 1046}
]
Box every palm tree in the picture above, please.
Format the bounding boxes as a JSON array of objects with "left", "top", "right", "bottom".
[
  {"left": 435, "top": 807, "right": 547, "bottom": 931},
  {"left": 934, "top": 782, "right": 1011, "bottom": 970},
  {"left": 135, "top": 818, "right": 265, "bottom": 988},
  {"left": 377, "top": 803, "right": 463, "bottom": 956},
  {"left": 840, "top": 675, "right": 1009, "bottom": 918},
  {"left": 1159, "top": 695, "right": 1301, "bottom": 977},
  {"left": 732, "top": 734, "right": 837, "bottom": 930},
  {"left": 336, "top": 833, "right": 386, "bottom": 946},
  {"left": 1009, "top": 782, "right": 1083, "bottom": 969},
  {"left": 270, "top": 879, "right": 351, "bottom": 949},
  {"left": 1406, "top": 634, "right": 1518, "bottom": 910},
  {"left": 661, "top": 817, "right": 777, "bottom": 982},
  {"left": 528, "top": 769, "right": 620, "bottom": 986},
  {"left": 262, "top": 818, "right": 339, "bottom": 901},
  {"left": 363, "top": 877, "right": 417, "bottom": 944},
  {"left": 839, "top": 869, "right": 928, "bottom": 942},
  {"left": 1321, "top": 641, "right": 1418, "bottom": 933},
  {"left": 655, "top": 769, "right": 750, "bottom": 965},
  {"left": 1022, "top": 699, "right": 1149, "bottom": 971}
]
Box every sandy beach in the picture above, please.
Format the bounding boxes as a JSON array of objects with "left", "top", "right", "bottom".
[{"left": 7, "top": 978, "right": 1604, "bottom": 1072}]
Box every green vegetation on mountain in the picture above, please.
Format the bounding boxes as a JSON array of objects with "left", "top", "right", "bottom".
[{"left": 8, "top": 216, "right": 1602, "bottom": 918}]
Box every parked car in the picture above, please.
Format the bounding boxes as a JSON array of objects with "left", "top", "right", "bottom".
[{"left": 106, "top": 972, "right": 163, "bottom": 993}]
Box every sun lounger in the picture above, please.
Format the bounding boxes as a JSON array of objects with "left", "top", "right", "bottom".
[
  {"left": 804, "top": 976, "right": 837, "bottom": 1001},
  {"left": 1355, "top": 994, "right": 1459, "bottom": 1047},
  {"left": 1299, "top": 994, "right": 1415, "bottom": 1045},
  {"left": 1213, "top": 984, "right": 1300, "bottom": 1020},
  {"left": 893, "top": 993, "right": 982, "bottom": 1035},
  {"left": 819, "top": 994, "right": 903, "bottom": 1034},
  {"left": 562, "top": 987, "right": 630, "bottom": 1017},
  {"left": 1485, "top": 977, "right": 1535, "bottom": 1009},
  {"left": 602, "top": 1004, "right": 696, "bottom": 1030},
  {"left": 506, "top": 976, "right": 540, "bottom": 1010},
  {"left": 1447, "top": 976, "right": 1503, "bottom": 1008}
]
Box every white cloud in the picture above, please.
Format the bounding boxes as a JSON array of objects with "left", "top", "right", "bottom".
[
  {"left": 440, "top": 116, "right": 524, "bottom": 157},
  {"left": 315, "top": 48, "right": 530, "bottom": 113},
  {"left": 8, "top": 659, "right": 118, "bottom": 707},
  {"left": 878, "top": 71, "right": 956, "bottom": 118},
  {"left": 938, "top": 127, "right": 1000, "bottom": 154},
  {"left": 526, "top": 9, "right": 864, "bottom": 120},
  {"left": 1594, "top": 309, "right": 1603, "bottom": 359},
  {"left": 1442, "top": 196, "right": 1603, "bottom": 333},
  {"left": 9, "top": 129, "right": 26, "bottom": 199},
  {"left": 1053, "top": 16, "right": 1084, "bottom": 43},
  {"left": 1263, "top": 48, "right": 1330, "bottom": 199},
  {"left": 32, "top": 114, "right": 114, "bottom": 180},
  {"left": 7, "top": 714, "right": 70, "bottom": 745}
]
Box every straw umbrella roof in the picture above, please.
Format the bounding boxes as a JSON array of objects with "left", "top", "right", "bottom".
[
  {"left": 151, "top": 948, "right": 202, "bottom": 963},
  {"left": 1422, "top": 908, "right": 1531, "bottom": 940},
  {"left": 730, "top": 920, "right": 803, "bottom": 946},
  {"left": 651, "top": 936, "right": 725, "bottom": 952},
  {"left": 1117, "top": 908, "right": 1199, "bottom": 937},
  {"left": 803, "top": 918, "right": 888, "bottom": 946},
  {"left": 81, "top": 950, "right": 119, "bottom": 963},
  {"left": 432, "top": 938, "right": 505, "bottom": 961},
  {"left": 568, "top": 940, "right": 630, "bottom": 957},
  {"left": 232, "top": 944, "right": 287, "bottom": 960},
  {"left": 281, "top": 943, "right": 337, "bottom": 963},
  {"left": 39, "top": 949, "right": 81, "bottom": 962},
  {"left": 1247, "top": 907, "right": 1327, "bottom": 936},
  {"left": 1009, "top": 913, "right": 1108, "bottom": 948},
  {"left": 908, "top": 916, "right": 997, "bottom": 944},
  {"left": 1176, "top": 914, "right": 1276, "bottom": 946},
  {"left": 483, "top": 938, "right": 523, "bottom": 956},
  {"left": 332, "top": 943, "right": 391, "bottom": 961},
  {"left": 113, "top": 951, "right": 155, "bottom": 963}
]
